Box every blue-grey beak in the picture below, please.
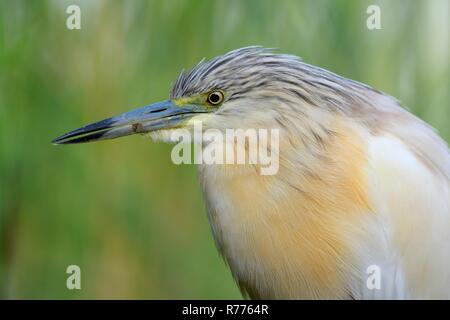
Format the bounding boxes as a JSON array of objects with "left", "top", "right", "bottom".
[{"left": 52, "top": 100, "right": 205, "bottom": 144}]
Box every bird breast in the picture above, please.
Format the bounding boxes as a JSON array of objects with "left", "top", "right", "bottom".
[{"left": 197, "top": 118, "right": 378, "bottom": 299}]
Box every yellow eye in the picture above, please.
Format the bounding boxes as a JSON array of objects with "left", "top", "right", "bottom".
[{"left": 207, "top": 91, "right": 224, "bottom": 105}]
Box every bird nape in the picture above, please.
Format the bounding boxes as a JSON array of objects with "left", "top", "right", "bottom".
[{"left": 53, "top": 47, "right": 450, "bottom": 299}]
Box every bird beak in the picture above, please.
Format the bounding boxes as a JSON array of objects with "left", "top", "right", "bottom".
[{"left": 52, "top": 100, "right": 206, "bottom": 144}]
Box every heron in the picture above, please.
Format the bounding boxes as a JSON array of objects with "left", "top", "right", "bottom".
[{"left": 53, "top": 47, "right": 450, "bottom": 299}]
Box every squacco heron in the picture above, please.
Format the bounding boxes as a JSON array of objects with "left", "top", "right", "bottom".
[{"left": 53, "top": 47, "right": 450, "bottom": 299}]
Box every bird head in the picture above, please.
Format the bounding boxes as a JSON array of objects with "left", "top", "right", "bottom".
[
  {"left": 52, "top": 46, "right": 373, "bottom": 146},
  {"left": 53, "top": 47, "right": 303, "bottom": 145}
]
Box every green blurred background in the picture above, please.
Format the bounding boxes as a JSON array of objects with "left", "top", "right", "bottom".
[{"left": 0, "top": 0, "right": 448, "bottom": 299}]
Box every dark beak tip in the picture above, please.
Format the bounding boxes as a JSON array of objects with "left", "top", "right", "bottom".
[
  {"left": 51, "top": 139, "right": 65, "bottom": 145},
  {"left": 51, "top": 136, "right": 63, "bottom": 145},
  {"left": 51, "top": 133, "right": 74, "bottom": 145},
  {"left": 50, "top": 118, "right": 116, "bottom": 145}
]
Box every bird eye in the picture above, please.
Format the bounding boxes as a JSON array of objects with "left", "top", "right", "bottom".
[{"left": 207, "top": 91, "right": 224, "bottom": 105}]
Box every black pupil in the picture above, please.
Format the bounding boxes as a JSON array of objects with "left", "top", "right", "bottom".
[{"left": 209, "top": 93, "right": 220, "bottom": 104}]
